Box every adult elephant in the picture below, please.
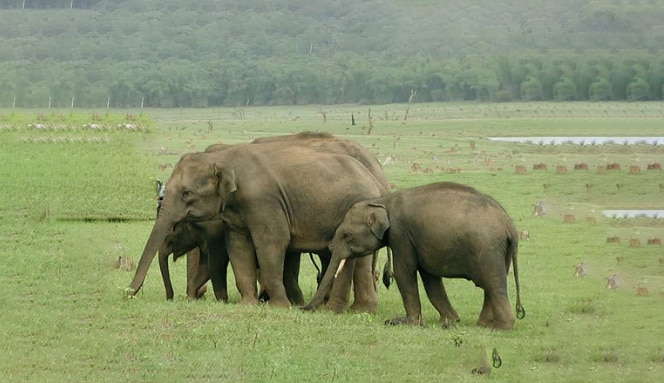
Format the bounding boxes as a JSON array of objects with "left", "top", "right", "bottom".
[
  {"left": 154, "top": 133, "right": 391, "bottom": 309},
  {"left": 129, "top": 141, "right": 388, "bottom": 311}
]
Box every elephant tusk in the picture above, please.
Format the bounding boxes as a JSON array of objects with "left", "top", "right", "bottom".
[{"left": 334, "top": 259, "right": 346, "bottom": 278}]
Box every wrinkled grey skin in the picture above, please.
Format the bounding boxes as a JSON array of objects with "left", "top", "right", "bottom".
[
  {"left": 158, "top": 220, "right": 228, "bottom": 301},
  {"left": 129, "top": 141, "right": 387, "bottom": 312},
  {"left": 306, "top": 182, "right": 525, "bottom": 330},
  {"left": 159, "top": 219, "right": 307, "bottom": 305},
  {"left": 156, "top": 132, "right": 391, "bottom": 309}
]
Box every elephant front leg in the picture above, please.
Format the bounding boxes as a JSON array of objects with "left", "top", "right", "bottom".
[
  {"left": 253, "top": 242, "right": 290, "bottom": 308},
  {"left": 386, "top": 252, "right": 423, "bottom": 326},
  {"left": 419, "top": 269, "right": 459, "bottom": 328},
  {"left": 284, "top": 252, "right": 304, "bottom": 305},
  {"left": 186, "top": 248, "right": 210, "bottom": 299},
  {"left": 226, "top": 230, "right": 258, "bottom": 304},
  {"left": 349, "top": 255, "right": 378, "bottom": 313},
  {"left": 206, "top": 240, "right": 229, "bottom": 302}
]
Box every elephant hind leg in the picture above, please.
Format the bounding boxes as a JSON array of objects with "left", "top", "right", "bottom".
[
  {"left": 284, "top": 252, "right": 304, "bottom": 305},
  {"left": 477, "top": 290, "right": 515, "bottom": 330},
  {"left": 419, "top": 269, "right": 459, "bottom": 327}
]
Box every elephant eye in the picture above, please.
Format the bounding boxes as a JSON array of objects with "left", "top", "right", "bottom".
[{"left": 182, "top": 190, "right": 193, "bottom": 200}]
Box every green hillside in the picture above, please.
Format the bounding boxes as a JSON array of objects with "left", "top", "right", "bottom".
[{"left": 1, "top": 0, "right": 663, "bottom": 106}]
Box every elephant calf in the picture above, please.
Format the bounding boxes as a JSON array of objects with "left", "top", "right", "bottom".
[{"left": 307, "top": 181, "right": 525, "bottom": 330}]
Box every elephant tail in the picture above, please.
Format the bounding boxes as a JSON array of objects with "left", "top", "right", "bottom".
[
  {"left": 508, "top": 231, "right": 525, "bottom": 320},
  {"left": 309, "top": 252, "right": 322, "bottom": 285},
  {"left": 381, "top": 246, "right": 393, "bottom": 289}
]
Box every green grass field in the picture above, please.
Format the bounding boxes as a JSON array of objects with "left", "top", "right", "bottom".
[{"left": 1, "top": 102, "right": 663, "bottom": 382}]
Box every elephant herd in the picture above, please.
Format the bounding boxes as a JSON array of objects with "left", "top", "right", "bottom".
[{"left": 127, "top": 132, "right": 524, "bottom": 330}]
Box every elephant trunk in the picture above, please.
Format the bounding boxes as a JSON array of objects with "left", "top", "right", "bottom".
[
  {"left": 304, "top": 253, "right": 346, "bottom": 310},
  {"left": 158, "top": 245, "right": 175, "bottom": 300},
  {"left": 127, "top": 213, "right": 176, "bottom": 297}
]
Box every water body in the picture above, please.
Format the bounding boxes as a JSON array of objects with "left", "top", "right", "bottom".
[
  {"left": 487, "top": 136, "right": 664, "bottom": 145},
  {"left": 602, "top": 210, "right": 664, "bottom": 219}
]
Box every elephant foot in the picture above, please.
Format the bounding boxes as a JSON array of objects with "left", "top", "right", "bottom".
[
  {"left": 239, "top": 296, "right": 259, "bottom": 305},
  {"left": 267, "top": 297, "right": 292, "bottom": 308},
  {"left": 477, "top": 318, "right": 514, "bottom": 331},
  {"left": 440, "top": 317, "right": 460, "bottom": 329},
  {"left": 191, "top": 285, "right": 207, "bottom": 299},
  {"left": 349, "top": 300, "right": 377, "bottom": 314},
  {"left": 384, "top": 316, "right": 424, "bottom": 326},
  {"left": 325, "top": 300, "right": 347, "bottom": 314}
]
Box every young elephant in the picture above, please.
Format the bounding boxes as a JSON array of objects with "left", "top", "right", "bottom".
[{"left": 306, "top": 182, "right": 525, "bottom": 330}]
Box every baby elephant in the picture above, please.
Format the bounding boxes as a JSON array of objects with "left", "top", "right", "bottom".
[{"left": 306, "top": 182, "right": 525, "bottom": 330}]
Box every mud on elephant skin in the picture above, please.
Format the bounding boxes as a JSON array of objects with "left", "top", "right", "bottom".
[
  {"left": 307, "top": 181, "right": 525, "bottom": 330},
  {"left": 128, "top": 139, "right": 388, "bottom": 312}
]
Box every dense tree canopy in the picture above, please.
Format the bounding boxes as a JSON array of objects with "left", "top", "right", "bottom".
[{"left": 1, "top": 0, "right": 663, "bottom": 107}]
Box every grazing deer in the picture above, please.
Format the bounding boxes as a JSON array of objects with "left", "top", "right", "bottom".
[
  {"left": 410, "top": 163, "right": 422, "bottom": 173},
  {"left": 606, "top": 274, "right": 620, "bottom": 289},
  {"left": 606, "top": 163, "right": 621, "bottom": 171},
  {"left": 555, "top": 165, "right": 568, "bottom": 174},
  {"left": 573, "top": 163, "right": 588, "bottom": 170},
  {"left": 563, "top": 214, "right": 575, "bottom": 223},
  {"left": 647, "top": 163, "right": 661, "bottom": 171},
  {"left": 606, "top": 236, "right": 620, "bottom": 244},
  {"left": 114, "top": 253, "right": 135, "bottom": 271},
  {"left": 574, "top": 262, "right": 587, "bottom": 277},
  {"left": 636, "top": 287, "right": 649, "bottom": 296},
  {"left": 532, "top": 201, "right": 546, "bottom": 217},
  {"left": 514, "top": 165, "right": 526, "bottom": 174},
  {"left": 629, "top": 238, "right": 641, "bottom": 247},
  {"left": 519, "top": 230, "right": 530, "bottom": 241},
  {"left": 629, "top": 165, "right": 641, "bottom": 174},
  {"left": 532, "top": 163, "right": 547, "bottom": 171}
]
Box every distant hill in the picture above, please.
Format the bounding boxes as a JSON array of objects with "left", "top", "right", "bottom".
[{"left": 1, "top": 0, "right": 662, "bottom": 107}]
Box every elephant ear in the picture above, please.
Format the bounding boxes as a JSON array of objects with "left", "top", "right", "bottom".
[
  {"left": 366, "top": 203, "right": 389, "bottom": 240},
  {"left": 213, "top": 163, "right": 237, "bottom": 211}
]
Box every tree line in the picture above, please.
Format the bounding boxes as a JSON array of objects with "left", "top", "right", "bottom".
[{"left": 1, "top": 0, "right": 663, "bottom": 107}]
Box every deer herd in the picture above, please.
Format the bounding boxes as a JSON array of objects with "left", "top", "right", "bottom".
[{"left": 528, "top": 198, "right": 661, "bottom": 298}]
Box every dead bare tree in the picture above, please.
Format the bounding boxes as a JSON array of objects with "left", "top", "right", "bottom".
[
  {"left": 367, "top": 107, "right": 374, "bottom": 135},
  {"left": 403, "top": 89, "right": 417, "bottom": 121}
]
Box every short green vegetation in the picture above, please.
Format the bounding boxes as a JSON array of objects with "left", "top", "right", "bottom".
[{"left": 1, "top": 102, "right": 663, "bottom": 382}]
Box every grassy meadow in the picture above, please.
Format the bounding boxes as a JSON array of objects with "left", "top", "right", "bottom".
[{"left": 1, "top": 102, "right": 663, "bottom": 382}]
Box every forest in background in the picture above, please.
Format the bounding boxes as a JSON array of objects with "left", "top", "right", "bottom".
[{"left": 1, "top": 0, "right": 663, "bottom": 107}]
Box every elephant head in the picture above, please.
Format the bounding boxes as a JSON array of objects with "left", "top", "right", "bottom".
[
  {"left": 157, "top": 221, "right": 208, "bottom": 300},
  {"left": 306, "top": 202, "right": 388, "bottom": 309},
  {"left": 128, "top": 151, "right": 236, "bottom": 296}
]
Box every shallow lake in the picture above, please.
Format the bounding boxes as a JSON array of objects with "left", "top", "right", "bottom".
[
  {"left": 602, "top": 210, "right": 664, "bottom": 219},
  {"left": 487, "top": 136, "right": 664, "bottom": 145}
]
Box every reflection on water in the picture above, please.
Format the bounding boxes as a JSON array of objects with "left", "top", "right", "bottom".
[
  {"left": 487, "top": 137, "right": 663, "bottom": 145},
  {"left": 603, "top": 210, "right": 664, "bottom": 219}
]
